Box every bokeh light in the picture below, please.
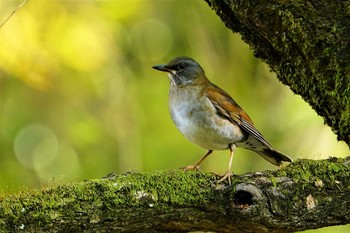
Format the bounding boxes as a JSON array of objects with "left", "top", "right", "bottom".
[
  {"left": 14, "top": 124, "right": 58, "bottom": 169},
  {"left": 0, "top": 2, "right": 348, "bottom": 232}
]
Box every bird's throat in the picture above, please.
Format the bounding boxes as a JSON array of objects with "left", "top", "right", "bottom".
[{"left": 167, "top": 72, "right": 183, "bottom": 86}]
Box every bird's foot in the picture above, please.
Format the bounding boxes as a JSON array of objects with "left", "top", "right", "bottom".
[
  {"left": 181, "top": 164, "right": 200, "bottom": 171},
  {"left": 217, "top": 171, "right": 233, "bottom": 186}
]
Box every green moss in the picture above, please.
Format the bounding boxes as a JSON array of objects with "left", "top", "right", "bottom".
[
  {"left": 274, "top": 157, "right": 350, "bottom": 185},
  {"left": 1, "top": 171, "right": 216, "bottom": 218},
  {"left": 1, "top": 158, "right": 350, "bottom": 231}
]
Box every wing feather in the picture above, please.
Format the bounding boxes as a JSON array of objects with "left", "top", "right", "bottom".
[{"left": 205, "top": 85, "right": 272, "bottom": 148}]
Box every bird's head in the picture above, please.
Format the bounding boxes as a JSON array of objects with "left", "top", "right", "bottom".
[{"left": 152, "top": 56, "right": 207, "bottom": 86}]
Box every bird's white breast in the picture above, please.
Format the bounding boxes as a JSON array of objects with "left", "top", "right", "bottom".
[{"left": 169, "top": 85, "right": 245, "bottom": 150}]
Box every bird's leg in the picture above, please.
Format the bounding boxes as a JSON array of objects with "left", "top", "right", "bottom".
[
  {"left": 182, "top": 150, "right": 213, "bottom": 171},
  {"left": 217, "top": 144, "right": 236, "bottom": 186}
]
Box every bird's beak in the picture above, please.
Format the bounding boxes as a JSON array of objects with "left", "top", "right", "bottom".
[{"left": 152, "top": 64, "right": 171, "bottom": 72}]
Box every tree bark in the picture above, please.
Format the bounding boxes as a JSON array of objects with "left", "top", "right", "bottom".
[
  {"left": 0, "top": 157, "right": 349, "bottom": 232},
  {"left": 205, "top": 0, "right": 350, "bottom": 145}
]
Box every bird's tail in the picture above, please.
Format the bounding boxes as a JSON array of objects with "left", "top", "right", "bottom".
[{"left": 254, "top": 148, "right": 292, "bottom": 166}]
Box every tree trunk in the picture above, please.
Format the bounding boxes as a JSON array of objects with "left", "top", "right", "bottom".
[
  {"left": 0, "top": 157, "right": 349, "bottom": 232},
  {"left": 205, "top": 0, "right": 350, "bottom": 145}
]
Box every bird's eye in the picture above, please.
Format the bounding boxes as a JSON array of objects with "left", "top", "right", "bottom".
[{"left": 177, "top": 63, "right": 186, "bottom": 70}]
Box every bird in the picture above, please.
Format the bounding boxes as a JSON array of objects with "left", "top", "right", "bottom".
[{"left": 152, "top": 56, "right": 292, "bottom": 185}]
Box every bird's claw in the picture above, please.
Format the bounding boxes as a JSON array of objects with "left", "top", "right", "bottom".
[
  {"left": 181, "top": 164, "right": 200, "bottom": 171},
  {"left": 216, "top": 171, "right": 233, "bottom": 186}
]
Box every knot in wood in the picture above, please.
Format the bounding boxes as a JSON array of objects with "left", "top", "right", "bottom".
[{"left": 233, "top": 183, "right": 263, "bottom": 210}]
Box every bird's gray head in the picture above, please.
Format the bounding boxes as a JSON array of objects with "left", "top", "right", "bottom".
[{"left": 152, "top": 56, "right": 206, "bottom": 86}]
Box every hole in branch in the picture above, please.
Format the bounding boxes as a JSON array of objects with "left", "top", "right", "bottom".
[{"left": 234, "top": 190, "right": 254, "bottom": 207}]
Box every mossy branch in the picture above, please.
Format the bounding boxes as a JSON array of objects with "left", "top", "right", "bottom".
[
  {"left": 205, "top": 0, "right": 350, "bottom": 145},
  {"left": 1, "top": 157, "right": 349, "bottom": 232}
]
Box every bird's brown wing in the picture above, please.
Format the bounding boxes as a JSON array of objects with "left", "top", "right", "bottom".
[{"left": 205, "top": 84, "right": 272, "bottom": 148}]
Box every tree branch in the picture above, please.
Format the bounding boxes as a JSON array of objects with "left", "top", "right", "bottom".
[
  {"left": 1, "top": 157, "right": 349, "bottom": 232},
  {"left": 205, "top": 0, "right": 350, "bottom": 145},
  {"left": 0, "top": 0, "right": 30, "bottom": 29}
]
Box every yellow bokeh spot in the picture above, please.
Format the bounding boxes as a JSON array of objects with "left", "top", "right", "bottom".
[
  {"left": 101, "top": 0, "right": 144, "bottom": 20},
  {"left": 57, "top": 19, "right": 110, "bottom": 72},
  {"left": 0, "top": 9, "right": 57, "bottom": 91}
]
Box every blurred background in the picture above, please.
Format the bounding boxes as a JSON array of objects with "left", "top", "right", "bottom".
[{"left": 0, "top": 1, "right": 348, "bottom": 231}]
